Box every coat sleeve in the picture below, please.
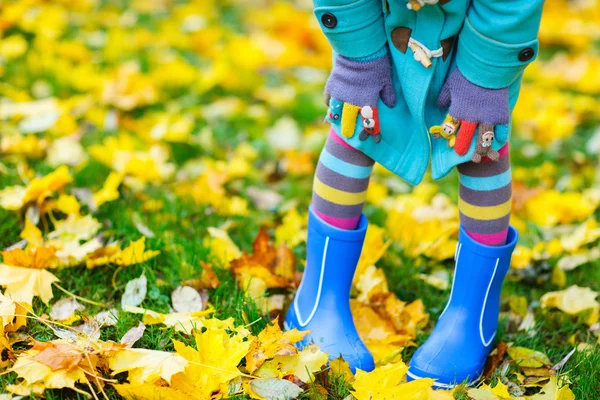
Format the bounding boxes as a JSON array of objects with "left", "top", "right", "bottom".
[
  {"left": 313, "top": 0, "right": 387, "bottom": 59},
  {"left": 455, "top": 0, "right": 545, "bottom": 89}
]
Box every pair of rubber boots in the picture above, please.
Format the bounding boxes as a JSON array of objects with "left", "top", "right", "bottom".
[{"left": 284, "top": 206, "right": 518, "bottom": 388}]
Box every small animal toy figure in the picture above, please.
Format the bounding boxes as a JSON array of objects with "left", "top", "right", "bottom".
[
  {"left": 472, "top": 125, "right": 500, "bottom": 163},
  {"left": 327, "top": 101, "right": 342, "bottom": 122},
  {"left": 407, "top": 0, "right": 439, "bottom": 11},
  {"left": 429, "top": 114, "right": 460, "bottom": 147},
  {"left": 359, "top": 106, "right": 382, "bottom": 143}
]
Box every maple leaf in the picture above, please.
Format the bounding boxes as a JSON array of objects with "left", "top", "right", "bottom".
[
  {"left": 245, "top": 317, "right": 307, "bottom": 373},
  {"left": 181, "top": 261, "right": 220, "bottom": 290},
  {"left": 1, "top": 246, "right": 58, "bottom": 269},
  {"left": 230, "top": 228, "right": 296, "bottom": 289},
  {"left": 352, "top": 361, "right": 424, "bottom": 400},
  {"left": 109, "top": 348, "right": 188, "bottom": 384},
  {"left": 114, "top": 237, "right": 160, "bottom": 266},
  {"left": 370, "top": 294, "right": 429, "bottom": 339},
  {"left": 170, "top": 326, "right": 251, "bottom": 399},
  {"left": 355, "top": 264, "right": 389, "bottom": 302},
  {"left": 350, "top": 300, "right": 415, "bottom": 365},
  {"left": 0, "top": 263, "right": 59, "bottom": 304},
  {"left": 7, "top": 340, "right": 100, "bottom": 397}
]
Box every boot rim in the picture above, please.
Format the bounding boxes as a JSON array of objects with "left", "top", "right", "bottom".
[
  {"left": 458, "top": 225, "right": 518, "bottom": 258},
  {"left": 308, "top": 205, "right": 368, "bottom": 242}
]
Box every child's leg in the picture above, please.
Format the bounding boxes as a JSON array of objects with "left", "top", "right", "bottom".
[
  {"left": 457, "top": 145, "right": 511, "bottom": 246},
  {"left": 285, "top": 129, "right": 376, "bottom": 372},
  {"left": 312, "top": 129, "right": 374, "bottom": 230},
  {"left": 408, "top": 146, "right": 517, "bottom": 385}
]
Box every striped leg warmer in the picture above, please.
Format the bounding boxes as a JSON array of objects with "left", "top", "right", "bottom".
[
  {"left": 311, "top": 129, "right": 374, "bottom": 230},
  {"left": 457, "top": 145, "right": 512, "bottom": 246}
]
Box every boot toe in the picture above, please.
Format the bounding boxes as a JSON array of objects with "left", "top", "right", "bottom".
[{"left": 408, "top": 343, "right": 484, "bottom": 387}]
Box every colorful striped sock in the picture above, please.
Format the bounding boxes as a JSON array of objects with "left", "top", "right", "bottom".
[
  {"left": 457, "top": 145, "right": 512, "bottom": 246},
  {"left": 311, "top": 129, "right": 374, "bottom": 230}
]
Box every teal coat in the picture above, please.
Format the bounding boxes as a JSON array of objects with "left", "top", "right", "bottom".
[{"left": 314, "top": 0, "right": 544, "bottom": 185}]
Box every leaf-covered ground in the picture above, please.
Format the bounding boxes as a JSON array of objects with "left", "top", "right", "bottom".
[{"left": 0, "top": 0, "right": 599, "bottom": 399}]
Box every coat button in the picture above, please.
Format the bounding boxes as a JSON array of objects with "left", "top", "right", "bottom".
[
  {"left": 518, "top": 47, "right": 534, "bottom": 62},
  {"left": 321, "top": 13, "right": 337, "bottom": 28}
]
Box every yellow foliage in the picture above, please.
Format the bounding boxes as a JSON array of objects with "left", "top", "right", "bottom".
[
  {"left": 541, "top": 285, "right": 600, "bottom": 325},
  {"left": 0, "top": 263, "right": 59, "bottom": 305},
  {"left": 86, "top": 237, "right": 159, "bottom": 268},
  {"left": 109, "top": 348, "right": 188, "bottom": 384},
  {"left": 170, "top": 327, "right": 251, "bottom": 399},
  {"left": 522, "top": 190, "right": 599, "bottom": 227}
]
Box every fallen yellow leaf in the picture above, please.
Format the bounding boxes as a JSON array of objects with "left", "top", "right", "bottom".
[{"left": 0, "top": 263, "right": 59, "bottom": 304}]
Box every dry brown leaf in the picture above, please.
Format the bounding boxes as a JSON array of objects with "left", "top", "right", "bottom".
[
  {"left": 31, "top": 341, "right": 85, "bottom": 371},
  {"left": 484, "top": 341, "right": 508, "bottom": 378},
  {"left": 181, "top": 262, "right": 221, "bottom": 290},
  {"left": 230, "top": 228, "right": 296, "bottom": 289}
]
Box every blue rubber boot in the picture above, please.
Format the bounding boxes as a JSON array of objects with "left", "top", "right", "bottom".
[
  {"left": 284, "top": 206, "right": 375, "bottom": 372},
  {"left": 407, "top": 225, "right": 518, "bottom": 388}
]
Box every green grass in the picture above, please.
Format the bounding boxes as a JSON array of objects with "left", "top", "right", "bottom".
[{"left": 2, "top": 160, "right": 598, "bottom": 398}]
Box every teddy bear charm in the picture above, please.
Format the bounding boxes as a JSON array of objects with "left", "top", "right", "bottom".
[{"left": 472, "top": 125, "right": 500, "bottom": 163}]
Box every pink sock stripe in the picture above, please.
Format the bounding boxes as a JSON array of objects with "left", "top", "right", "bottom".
[
  {"left": 481, "top": 144, "right": 509, "bottom": 163},
  {"left": 465, "top": 228, "right": 509, "bottom": 246},
  {"left": 314, "top": 209, "right": 360, "bottom": 230},
  {"left": 329, "top": 128, "right": 358, "bottom": 151}
]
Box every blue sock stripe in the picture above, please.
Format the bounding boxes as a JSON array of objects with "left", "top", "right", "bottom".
[
  {"left": 319, "top": 149, "right": 373, "bottom": 180},
  {"left": 459, "top": 169, "right": 512, "bottom": 192}
]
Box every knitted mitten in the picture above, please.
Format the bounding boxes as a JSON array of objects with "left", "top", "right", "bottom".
[
  {"left": 325, "top": 54, "right": 395, "bottom": 141},
  {"left": 437, "top": 68, "right": 509, "bottom": 161},
  {"left": 326, "top": 54, "right": 396, "bottom": 108}
]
